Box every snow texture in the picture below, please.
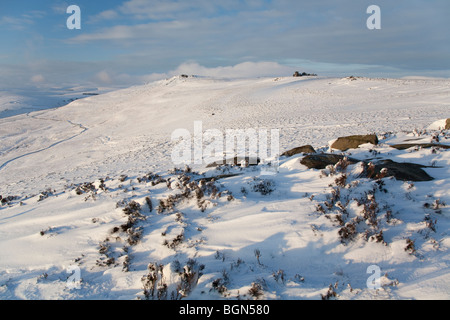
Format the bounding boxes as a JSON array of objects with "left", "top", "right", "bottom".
[{"left": 0, "top": 75, "right": 449, "bottom": 300}]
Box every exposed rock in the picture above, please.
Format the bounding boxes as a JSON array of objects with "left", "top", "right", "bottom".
[
  {"left": 389, "top": 143, "right": 450, "bottom": 150},
  {"left": 1, "top": 195, "right": 18, "bottom": 205},
  {"left": 206, "top": 156, "right": 260, "bottom": 168},
  {"left": 197, "top": 173, "right": 241, "bottom": 182},
  {"left": 300, "top": 154, "right": 434, "bottom": 181},
  {"left": 363, "top": 160, "right": 434, "bottom": 182},
  {"left": 293, "top": 71, "right": 317, "bottom": 77},
  {"left": 281, "top": 145, "right": 316, "bottom": 157},
  {"left": 428, "top": 118, "right": 450, "bottom": 130},
  {"left": 300, "top": 154, "right": 359, "bottom": 170},
  {"left": 331, "top": 134, "right": 378, "bottom": 151}
]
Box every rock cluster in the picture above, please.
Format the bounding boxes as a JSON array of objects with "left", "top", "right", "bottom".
[{"left": 283, "top": 120, "right": 450, "bottom": 182}]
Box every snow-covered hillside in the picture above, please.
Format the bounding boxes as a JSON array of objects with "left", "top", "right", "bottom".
[{"left": 0, "top": 76, "right": 449, "bottom": 300}]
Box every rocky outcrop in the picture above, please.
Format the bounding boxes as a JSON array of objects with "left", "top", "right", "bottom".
[
  {"left": 206, "top": 156, "right": 260, "bottom": 168},
  {"left": 362, "top": 160, "right": 434, "bottom": 182},
  {"left": 331, "top": 134, "right": 378, "bottom": 151},
  {"left": 293, "top": 71, "right": 317, "bottom": 77},
  {"left": 300, "top": 154, "right": 359, "bottom": 170},
  {"left": 281, "top": 145, "right": 316, "bottom": 157},
  {"left": 300, "top": 153, "right": 434, "bottom": 182},
  {"left": 389, "top": 143, "right": 450, "bottom": 150}
]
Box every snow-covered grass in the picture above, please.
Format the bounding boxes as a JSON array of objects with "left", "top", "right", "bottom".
[{"left": 0, "top": 76, "right": 449, "bottom": 300}]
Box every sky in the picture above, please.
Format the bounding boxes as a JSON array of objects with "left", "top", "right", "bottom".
[{"left": 0, "top": 0, "right": 449, "bottom": 89}]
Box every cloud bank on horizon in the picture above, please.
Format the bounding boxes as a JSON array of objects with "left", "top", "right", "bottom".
[{"left": 0, "top": 0, "right": 449, "bottom": 88}]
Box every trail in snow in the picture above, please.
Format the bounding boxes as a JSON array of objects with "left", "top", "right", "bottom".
[{"left": 0, "top": 111, "right": 88, "bottom": 172}]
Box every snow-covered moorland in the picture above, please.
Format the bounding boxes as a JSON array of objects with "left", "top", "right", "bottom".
[{"left": 0, "top": 75, "right": 449, "bottom": 300}]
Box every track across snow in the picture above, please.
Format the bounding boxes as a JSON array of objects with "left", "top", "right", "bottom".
[{"left": 0, "top": 112, "right": 88, "bottom": 172}]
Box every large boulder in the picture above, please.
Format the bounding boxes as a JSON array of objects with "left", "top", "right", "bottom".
[
  {"left": 363, "top": 160, "right": 434, "bottom": 182},
  {"left": 331, "top": 134, "right": 378, "bottom": 151},
  {"left": 300, "top": 154, "right": 359, "bottom": 170},
  {"left": 281, "top": 145, "right": 316, "bottom": 157}
]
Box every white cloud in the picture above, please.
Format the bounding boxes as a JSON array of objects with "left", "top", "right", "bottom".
[
  {"left": 64, "top": 0, "right": 450, "bottom": 73},
  {"left": 0, "top": 9, "right": 46, "bottom": 31},
  {"left": 68, "top": 19, "right": 193, "bottom": 43},
  {"left": 31, "top": 74, "right": 45, "bottom": 83},
  {"left": 95, "top": 71, "right": 113, "bottom": 84},
  {"left": 88, "top": 9, "right": 119, "bottom": 24},
  {"left": 51, "top": 1, "right": 70, "bottom": 15},
  {"left": 0, "top": 16, "right": 34, "bottom": 30},
  {"left": 118, "top": 0, "right": 216, "bottom": 20},
  {"left": 168, "top": 61, "right": 294, "bottom": 79},
  {"left": 89, "top": 61, "right": 297, "bottom": 87},
  {"left": 132, "top": 61, "right": 296, "bottom": 85}
]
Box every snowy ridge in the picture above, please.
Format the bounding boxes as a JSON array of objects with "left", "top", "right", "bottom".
[{"left": 0, "top": 76, "right": 449, "bottom": 300}]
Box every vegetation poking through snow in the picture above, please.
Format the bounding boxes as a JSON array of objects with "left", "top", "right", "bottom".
[
  {"left": 141, "top": 259, "right": 204, "bottom": 300},
  {"left": 37, "top": 188, "right": 55, "bottom": 202},
  {"left": 248, "top": 282, "right": 264, "bottom": 299},
  {"left": 141, "top": 262, "right": 165, "bottom": 300},
  {"left": 157, "top": 166, "right": 232, "bottom": 214},
  {"left": 211, "top": 271, "right": 230, "bottom": 297},
  {"left": 321, "top": 283, "right": 338, "bottom": 300},
  {"left": 137, "top": 172, "right": 165, "bottom": 185},
  {"left": 250, "top": 178, "right": 275, "bottom": 195},
  {"left": 1, "top": 120, "right": 449, "bottom": 300}
]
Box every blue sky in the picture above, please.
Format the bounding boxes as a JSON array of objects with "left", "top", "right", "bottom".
[{"left": 0, "top": 0, "right": 449, "bottom": 89}]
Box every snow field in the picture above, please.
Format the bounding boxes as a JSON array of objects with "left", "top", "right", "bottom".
[{"left": 0, "top": 76, "right": 449, "bottom": 300}]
